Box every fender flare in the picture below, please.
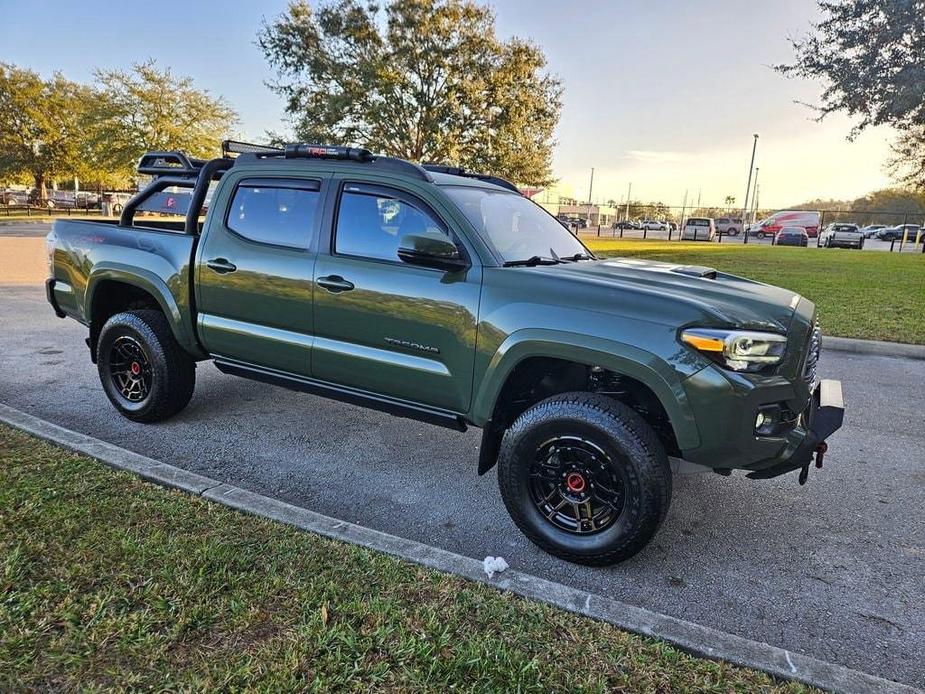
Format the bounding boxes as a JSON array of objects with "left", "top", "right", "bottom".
[
  {"left": 471, "top": 328, "right": 700, "bottom": 450},
  {"left": 86, "top": 265, "right": 203, "bottom": 358}
]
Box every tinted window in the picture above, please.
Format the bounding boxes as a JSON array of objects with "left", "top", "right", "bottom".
[
  {"left": 445, "top": 186, "right": 587, "bottom": 262},
  {"left": 687, "top": 219, "right": 710, "bottom": 226},
  {"left": 336, "top": 187, "right": 451, "bottom": 262},
  {"left": 227, "top": 181, "right": 320, "bottom": 249},
  {"left": 716, "top": 218, "right": 729, "bottom": 224}
]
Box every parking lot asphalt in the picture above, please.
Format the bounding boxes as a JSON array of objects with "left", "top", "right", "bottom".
[{"left": 1, "top": 284, "right": 923, "bottom": 688}]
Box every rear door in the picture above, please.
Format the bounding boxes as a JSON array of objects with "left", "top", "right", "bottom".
[
  {"left": 310, "top": 177, "right": 481, "bottom": 413},
  {"left": 195, "top": 174, "right": 327, "bottom": 376}
]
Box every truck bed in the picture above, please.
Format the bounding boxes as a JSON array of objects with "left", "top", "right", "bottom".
[{"left": 47, "top": 218, "right": 201, "bottom": 356}]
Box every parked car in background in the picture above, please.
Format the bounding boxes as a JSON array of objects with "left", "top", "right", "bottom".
[
  {"left": 0, "top": 189, "right": 29, "bottom": 206},
  {"left": 877, "top": 224, "right": 923, "bottom": 242},
  {"left": 748, "top": 210, "right": 821, "bottom": 239},
  {"left": 821, "top": 223, "right": 864, "bottom": 249},
  {"left": 773, "top": 226, "right": 809, "bottom": 247},
  {"left": 714, "top": 217, "right": 743, "bottom": 235},
  {"left": 681, "top": 217, "right": 715, "bottom": 241},
  {"left": 639, "top": 219, "right": 669, "bottom": 231},
  {"left": 611, "top": 220, "right": 640, "bottom": 230},
  {"left": 557, "top": 216, "right": 587, "bottom": 229},
  {"left": 102, "top": 192, "right": 134, "bottom": 215},
  {"left": 859, "top": 224, "right": 887, "bottom": 238}
]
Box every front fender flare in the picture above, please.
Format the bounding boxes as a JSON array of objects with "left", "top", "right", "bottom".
[{"left": 471, "top": 328, "right": 700, "bottom": 451}]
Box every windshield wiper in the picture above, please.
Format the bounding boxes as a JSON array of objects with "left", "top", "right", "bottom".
[
  {"left": 560, "top": 252, "right": 594, "bottom": 262},
  {"left": 502, "top": 255, "right": 563, "bottom": 267}
]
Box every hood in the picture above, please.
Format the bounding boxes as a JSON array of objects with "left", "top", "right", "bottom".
[{"left": 536, "top": 257, "right": 801, "bottom": 331}]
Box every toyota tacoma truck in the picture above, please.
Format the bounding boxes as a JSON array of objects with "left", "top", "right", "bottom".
[{"left": 45, "top": 141, "right": 844, "bottom": 565}]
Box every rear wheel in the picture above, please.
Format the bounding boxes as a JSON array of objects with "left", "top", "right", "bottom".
[
  {"left": 97, "top": 310, "right": 195, "bottom": 422},
  {"left": 497, "top": 392, "right": 672, "bottom": 566}
]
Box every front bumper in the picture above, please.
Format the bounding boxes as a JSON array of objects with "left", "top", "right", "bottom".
[{"left": 746, "top": 379, "right": 844, "bottom": 479}]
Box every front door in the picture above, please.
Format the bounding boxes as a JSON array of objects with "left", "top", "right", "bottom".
[
  {"left": 196, "top": 175, "right": 325, "bottom": 376},
  {"left": 311, "top": 181, "right": 481, "bottom": 413}
]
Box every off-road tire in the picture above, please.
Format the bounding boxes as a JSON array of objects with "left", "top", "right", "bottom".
[
  {"left": 497, "top": 392, "right": 672, "bottom": 566},
  {"left": 97, "top": 310, "right": 195, "bottom": 422}
]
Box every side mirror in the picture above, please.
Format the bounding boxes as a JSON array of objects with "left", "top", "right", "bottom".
[{"left": 397, "top": 234, "right": 468, "bottom": 271}]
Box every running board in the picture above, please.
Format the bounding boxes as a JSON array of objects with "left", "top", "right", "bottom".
[{"left": 213, "top": 357, "right": 468, "bottom": 432}]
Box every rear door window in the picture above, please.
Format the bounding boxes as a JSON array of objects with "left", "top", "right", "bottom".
[{"left": 226, "top": 178, "right": 321, "bottom": 250}]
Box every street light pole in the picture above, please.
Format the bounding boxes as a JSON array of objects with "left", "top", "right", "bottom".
[
  {"left": 586, "top": 167, "right": 595, "bottom": 226},
  {"left": 749, "top": 167, "right": 760, "bottom": 224},
  {"left": 624, "top": 182, "right": 632, "bottom": 222},
  {"left": 742, "top": 134, "right": 758, "bottom": 244}
]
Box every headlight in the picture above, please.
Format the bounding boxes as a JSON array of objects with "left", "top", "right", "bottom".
[{"left": 680, "top": 328, "right": 787, "bottom": 372}]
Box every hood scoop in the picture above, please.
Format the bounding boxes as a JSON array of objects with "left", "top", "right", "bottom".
[{"left": 671, "top": 265, "right": 717, "bottom": 279}]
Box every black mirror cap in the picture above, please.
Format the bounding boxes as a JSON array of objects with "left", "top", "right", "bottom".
[{"left": 397, "top": 234, "right": 469, "bottom": 271}]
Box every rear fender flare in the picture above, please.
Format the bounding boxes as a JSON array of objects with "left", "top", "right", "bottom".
[
  {"left": 471, "top": 328, "right": 700, "bottom": 450},
  {"left": 86, "top": 265, "right": 203, "bottom": 358}
]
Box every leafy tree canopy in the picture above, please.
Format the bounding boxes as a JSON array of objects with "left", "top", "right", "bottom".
[
  {"left": 258, "top": 0, "right": 562, "bottom": 186},
  {"left": 778, "top": 0, "right": 925, "bottom": 189},
  {"left": 89, "top": 60, "right": 238, "bottom": 179},
  {"left": 0, "top": 64, "right": 90, "bottom": 199}
]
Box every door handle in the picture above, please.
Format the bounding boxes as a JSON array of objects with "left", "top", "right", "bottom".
[
  {"left": 206, "top": 258, "right": 237, "bottom": 274},
  {"left": 317, "top": 275, "right": 355, "bottom": 293}
]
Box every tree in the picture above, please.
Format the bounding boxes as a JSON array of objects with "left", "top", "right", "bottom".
[
  {"left": 778, "top": 0, "right": 925, "bottom": 189},
  {"left": 89, "top": 60, "right": 238, "bottom": 179},
  {"left": 0, "top": 64, "right": 89, "bottom": 201},
  {"left": 258, "top": 0, "right": 562, "bottom": 186}
]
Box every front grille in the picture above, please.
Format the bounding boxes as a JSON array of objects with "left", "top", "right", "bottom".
[{"left": 803, "top": 322, "right": 821, "bottom": 388}]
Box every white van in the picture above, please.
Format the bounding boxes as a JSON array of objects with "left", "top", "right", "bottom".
[
  {"left": 748, "top": 210, "right": 821, "bottom": 239},
  {"left": 682, "top": 217, "right": 715, "bottom": 241}
]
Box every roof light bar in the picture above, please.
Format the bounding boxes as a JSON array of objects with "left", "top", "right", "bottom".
[
  {"left": 222, "top": 140, "right": 284, "bottom": 157},
  {"left": 284, "top": 144, "right": 373, "bottom": 162}
]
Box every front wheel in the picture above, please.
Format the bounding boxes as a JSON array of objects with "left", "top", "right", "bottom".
[
  {"left": 97, "top": 310, "right": 196, "bottom": 422},
  {"left": 497, "top": 392, "right": 672, "bottom": 566}
]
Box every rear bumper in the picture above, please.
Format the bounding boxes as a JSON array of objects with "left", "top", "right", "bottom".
[
  {"left": 45, "top": 278, "right": 66, "bottom": 318},
  {"left": 746, "top": 379, "right": 844, "bottom": 479}
]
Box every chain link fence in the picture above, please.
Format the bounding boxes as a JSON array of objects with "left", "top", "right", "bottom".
[{"left": 558, "top": 203, "right": 925, "bottom": 253}]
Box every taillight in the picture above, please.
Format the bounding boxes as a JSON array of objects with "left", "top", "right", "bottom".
[{"left": 45, "top": 232, "right": 56, "bottom": 276}]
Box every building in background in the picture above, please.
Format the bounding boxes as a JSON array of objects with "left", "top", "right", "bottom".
[{"left": 522, "top": 182, "right": 618, "bottom": 227}]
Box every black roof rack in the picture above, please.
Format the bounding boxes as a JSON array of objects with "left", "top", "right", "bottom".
[
  {"left": 137, "top": 151, "right": 207, "bottom": 178},
  {"left": 421, "top": 164, "right": 521, "bottom": 194},
  {"left": 224, "top": 139, "right": 433, "bottom": 183}
]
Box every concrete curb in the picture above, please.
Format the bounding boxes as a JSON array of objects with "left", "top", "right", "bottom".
[
  {"left": 0, "top": 403, "right": 917, "bottom": 694},
  {"left": 825, "top": 336, "right": 925, "bottom": 361}
]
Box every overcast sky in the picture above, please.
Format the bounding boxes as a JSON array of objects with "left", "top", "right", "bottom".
[{"left": 2, "top": 0, "right": 895, "bottom": 207}]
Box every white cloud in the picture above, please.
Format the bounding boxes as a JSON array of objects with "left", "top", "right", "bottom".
[{"left": 624, "top": 150, "right": 694, "bottom": 165}]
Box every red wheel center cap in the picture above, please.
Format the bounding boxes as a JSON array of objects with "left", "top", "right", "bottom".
[
  {"left": 130, "top": 362, "right": 141, "bottom": 375},
  {"left": 566, "top": 472, "right": 586, "bottom": 493}
]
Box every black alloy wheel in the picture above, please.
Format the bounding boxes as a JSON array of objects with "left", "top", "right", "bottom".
[
  {"left": 529, "top": 435, "right": 626, "bottom": 535},
  {"left": 107, "top": 335, "right": 153, "bottom": 404}
]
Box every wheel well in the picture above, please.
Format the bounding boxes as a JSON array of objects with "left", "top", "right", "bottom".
[
  {"left": 478, "top": 357, "right": 681, "bottom": 475},
  {"left": 88, "top": 281, "right": 162, "bottom": 362}
]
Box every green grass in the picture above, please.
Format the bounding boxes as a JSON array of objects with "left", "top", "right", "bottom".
[
  {"left": 585, "top": 239, "right": 925, "bottom": 344},
  {"left": 0, "top": 425, "right": 812, "bottom": 692}
]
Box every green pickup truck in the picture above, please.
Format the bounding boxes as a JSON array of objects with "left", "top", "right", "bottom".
[{"left": 45, "top": 141, "right": 844, "bottom": 565}]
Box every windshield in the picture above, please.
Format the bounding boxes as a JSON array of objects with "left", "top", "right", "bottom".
[{"left": 444, "top": 186, "right": 589, "bottom": 263}]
